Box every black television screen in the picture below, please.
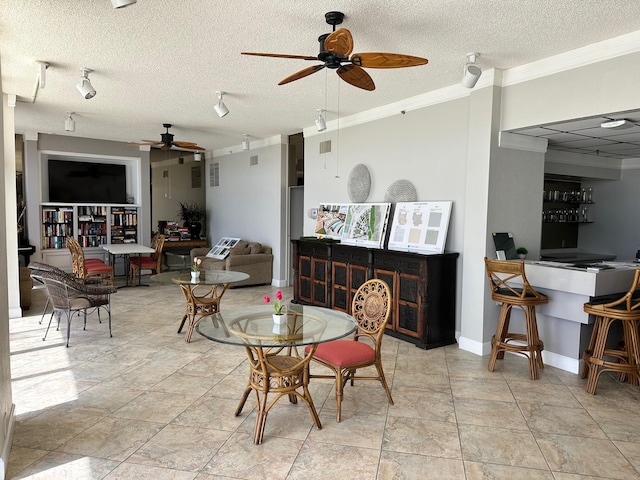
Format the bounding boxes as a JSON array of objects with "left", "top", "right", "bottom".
[{"left": 48, "top": 159, "right": 127, "bottom": 204}]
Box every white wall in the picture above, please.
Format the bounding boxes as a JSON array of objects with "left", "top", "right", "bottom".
[{"left": 208, "top": 138, "right": 287, "bottom": 285}]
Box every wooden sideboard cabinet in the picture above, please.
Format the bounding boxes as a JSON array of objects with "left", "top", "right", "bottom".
[{"left": 292, "top": 238, "right": 459, "bottom": 349}]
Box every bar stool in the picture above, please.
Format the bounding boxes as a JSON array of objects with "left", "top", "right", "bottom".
[
  {"left": 484, "top": 257, "right": 548, "bottom": 380},
  {"left": 581, "top": 269, "right": 640, "bottom": 394}
]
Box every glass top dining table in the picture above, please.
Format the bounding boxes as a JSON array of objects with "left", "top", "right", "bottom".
[
  {"left": 152, "top": 270, "right": 250, "bottom": 286},
  {"left": 196, "top": 304, "right": 357, "bottom": 348}
]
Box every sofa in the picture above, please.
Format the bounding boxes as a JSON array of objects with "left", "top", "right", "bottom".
[{"left": 190, "top": 240, "right": 273, "bottom": 287}]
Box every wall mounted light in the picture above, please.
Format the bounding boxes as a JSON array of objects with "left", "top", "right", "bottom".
[
  {"left": 65, "top": 112, "right": 76, "bottom": 132},
  {"left": 600, "top": 119, "right": 634, "bottom": 129},
  {"left": 76, "top": 68, "right": 97, "bottom": 99},
  {"left": 461, "top": 52, "right": 482, "bottom": 89},
  {"left": 111, "top": 0, "right": 136, "bottom": 7},
  {"left": 214, "top": 91, "right": 229, "bottom": 118},
  {"left": 242, "top": 134, "right": 250, "bottom": 150},
  {"left": 194, "top": 152, "right": 203, "bottom": 161},
  {"left": 315, "top": 109, "right": 327, "bottom": 132},
  {"left": 36, "top": 61, "right": 49, "bottom": 89}
]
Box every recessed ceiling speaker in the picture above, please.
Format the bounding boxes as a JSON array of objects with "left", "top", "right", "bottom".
[{"left": 461, "top": 52, "right": 482, "bottom": 89}]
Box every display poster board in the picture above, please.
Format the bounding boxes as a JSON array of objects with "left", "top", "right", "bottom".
[
  {"left": 340, "top": 203, "right": 391, "bottom": 249},
  {"left": 206, "top": 237, "right": 241, "bottom": 259},
  {"left": 387, "top": 201, "right": 452, "bottom": 254},
  {"left": 315, "top": 204, "right": 349, "bottom": 240}
]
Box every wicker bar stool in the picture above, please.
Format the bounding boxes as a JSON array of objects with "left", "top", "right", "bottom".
[
  {"left": 581, "top": 269, "right": 640, "bottom": 394},
  {"left": 484, "top": 257, "right": 549, "bottom": 380}
]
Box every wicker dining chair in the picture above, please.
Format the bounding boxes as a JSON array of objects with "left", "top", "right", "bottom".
[
  {"left": 129, "top": 233, "right": 165, "bottom": 285},
  {"left": 30, "top": 266, "right": 117, "bottom": 347},
  {"left": 66, "top": 236, "right": 114, "bottom": 285},
  {"left": 306, "top": 278, "right": 394, "bottom": 422}
]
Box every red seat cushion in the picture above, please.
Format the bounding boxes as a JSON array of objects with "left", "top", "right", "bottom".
[
  {"left": 129, "top": 256, "right": 157, "bottom": 269},
  {"left": 308, "top": 340, "right": 375, "bottom": 367},
  {"left": 86, "top": 263, "right": 113, "bottom": 274}
]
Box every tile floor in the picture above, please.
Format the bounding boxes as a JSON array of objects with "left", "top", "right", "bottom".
[{"left": 7, "top": 280, "right": 640, "bottom": 479}]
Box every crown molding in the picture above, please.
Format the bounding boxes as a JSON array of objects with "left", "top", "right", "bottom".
[{"left": 499, "top": 131, "right": 548, "bottom": 153}]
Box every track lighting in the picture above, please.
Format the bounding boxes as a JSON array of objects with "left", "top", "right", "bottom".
[
  {"left": 76, "top": 68, "right": 97, "bottom": 99},
  {"left": 600, "top": 119, "right": 634, "bottom": 130},
  {"left": 242, "top": 134, "right": 250, "bottom": 150},
  {"left": 111, "top": 0, "right": 136, "bottom": 7},
  {"left": 36, "top": 61, "right": 49, "bottom": 89},
  {"left": 315, "top": 109, "right": 327, "bottom": 132},
  {"left": 194, "top": 152, "right": 203, "bottom": 161},
  {"left": 461, "top": 52, "right": 482, "bottom": 89},
  {"left": 65, "top": 112, "right": 76, "bottom": 132},
  {"left": 214, "top": 91, "right": 229, "bottom": 118}
]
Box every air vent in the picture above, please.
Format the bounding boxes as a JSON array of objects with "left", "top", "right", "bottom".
[
  {"left": 209, "top": 162, "right": 219, "bottom": 187},
  {"left": 250, "top": 155, "right": 258, "bottom": 166},
  {"left": 162, "top": 170, "right": 169, "bottom": 178},
  {"left": 320, "top": 140, "right": 331, "bottom": 154}
]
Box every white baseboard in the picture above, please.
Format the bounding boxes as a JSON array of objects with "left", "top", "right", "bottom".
[
  {"left": 1, "top": 403, "right": 15, "bottom": 480},
  {"left": 8, "top": 307, "right": 22, "bottom": 319},
  {"left": 456, "top": 336, "right": 580, "bottom": 374}
]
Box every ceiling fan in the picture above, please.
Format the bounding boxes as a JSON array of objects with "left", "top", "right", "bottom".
[
  {"left": 241, "top": 11, "right": 428, "bottom": 91},
  {"left": 129, "top": 124, "right": 205, "bottom": 151}
]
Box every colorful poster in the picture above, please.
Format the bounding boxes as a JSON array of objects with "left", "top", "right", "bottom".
[
  {"left": 387, "top": 201, "right": 452, "bottom": 253},
  {"left": 314, "top": 204, "right": 348, "bottom": 239},
  {"left": 340, "top": 203, "right": 391, "bottom": 249}
]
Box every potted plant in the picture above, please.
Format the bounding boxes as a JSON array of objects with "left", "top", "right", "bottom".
[
  {"left": 178, "top": 201, "right": 206, "bottom": 239},
  {"left": 516, "top": 247, "right": 528, "bottom": 260}
]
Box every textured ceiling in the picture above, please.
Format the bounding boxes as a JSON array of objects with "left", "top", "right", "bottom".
[{"left": 3, "top": 0, "right": 640, "bottom": 155}]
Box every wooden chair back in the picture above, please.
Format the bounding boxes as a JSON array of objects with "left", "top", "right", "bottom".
[
  {"left": 151, "top": 234, "right": 166, "bottom": 272},
  {"left": 590, "top": 269, "right": 640, "bottom": 314},
  {"left": 484, "top": 257, "right": 546, "bottom": 304},
  {"left": 66, "top": 236, "right": 87, "bottom": 278},
  {"left": 351, "top": 278, "right": 392, "bottom": 349}
]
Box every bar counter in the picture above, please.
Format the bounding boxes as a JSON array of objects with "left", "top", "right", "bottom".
[{"left": 518, "top": 261, "right": 638, "bottom": 373}]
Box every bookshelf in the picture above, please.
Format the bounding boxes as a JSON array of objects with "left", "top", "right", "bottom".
[{"left": 110, "top": 206, "right": 138, "bottom": 244}]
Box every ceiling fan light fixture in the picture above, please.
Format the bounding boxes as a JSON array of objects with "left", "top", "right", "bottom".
[
  {"left": 64, "top": 111, "right": 75, "bottom": 132},
  {"left": 214, "top": 91, "right": 229, "bottom": 118},
  {"left": 194, "top": 152, "right": 203, "bottom": 162},
  {"left": 315, "top": 109, "right": 327, "bottom": 132},
  {"left": 111, "top": 0, "right": 136, "bottom": 8},
  {"left": 242, "top": 134, "right": 250, "bottom": 150},
  {"left": 600, "top": 119, "right": 633, "bottom": 129},
  {"left": 76, "top": 68, "right": 96, "bottom": 99},
  {"left": 461, "top": 52, "right": 482, "bottom": 89}
]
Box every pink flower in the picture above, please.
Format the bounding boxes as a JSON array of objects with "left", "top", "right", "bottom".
[{"left": 264, "top": 292, "right": 285, "bottom": 314}]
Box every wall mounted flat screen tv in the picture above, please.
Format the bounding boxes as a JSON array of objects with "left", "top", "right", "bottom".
[{"left": 48, "top": 159, "right": 127, "bottom": 204}]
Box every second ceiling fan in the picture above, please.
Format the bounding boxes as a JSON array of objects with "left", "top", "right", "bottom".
[
  {"left": 241, "top": 11, "right": 428, "bottom": 91},
  {"left": 130, "top": 124, "right": 205, "bottom": 151}
]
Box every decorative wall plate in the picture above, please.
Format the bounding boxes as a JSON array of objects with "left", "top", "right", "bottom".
[
  {"left": 347, "top": 164, "right": 371, "bottom": 203},
  {"left": 384, "top": 179, "right": 417, "bottom": 202}
]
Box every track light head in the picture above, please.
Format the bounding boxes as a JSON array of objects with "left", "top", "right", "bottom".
[
  {"left": 214, "top": 91, "right": 229, "bottom": 118},
  {"left": 315, "top": 109, "right": 327, "bottom": 132},
  {"left": 36, "top": 61, "right": 49, "bottom": 89},
  {"left": 65, "top": 112, "right": 76, "bottom": 132},
  {"left": 461, "top": 52, "right": 482, "bottom": 89},
  {"left": 76, "top": 68, "right": 96, "bottom": 99},
  {"left": 242, "top": 134, "right": 250, "bottom": 150},
  {"left": 194, "top": 152, "right": 203, "bottom": 162},
  {"left": 111, "top": 0, "right": 136, "bottom": 7}
]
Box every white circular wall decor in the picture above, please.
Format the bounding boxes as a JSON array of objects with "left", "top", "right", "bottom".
[
  {"left": 347, "top": 164, "right": 371, "bottom": 202},
  {"left": 384, "top": 179, "right": 418, "bottom": 202}
]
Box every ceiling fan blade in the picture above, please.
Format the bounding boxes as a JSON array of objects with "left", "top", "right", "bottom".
[
  {"left": 351, "top": 52, "right": 428, "bottom": 68},
  {"left": 173, "top": 141, "right": 198, "bottom": 146},
  {"left": 324, "top": 28, "right": 353, "bottom": 57},
  {"left": 242, "top": 52, "right": 317, "bottom": 60},
  {"left": 278, "top": 64, "right": 326, "bottom": 85},
  {"left": 337, "top": 65, "right": 375, "bottom": 91},
  {"left": 141, "top": 140, "right": 162, "bottom": 144},
  {"left": 160, "top": 144, "right": 172, "bottom": 151}
]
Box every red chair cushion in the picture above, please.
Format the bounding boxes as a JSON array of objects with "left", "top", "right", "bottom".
[
  {"left": 86, "top": 263, "right": 113, "bottom": 274},
  {"left": 129, "top": 256, "right": 156, "bottom": 269},
  {"left": 85, "top": 259, "right": 105, "bottom": 265},
  {"left": 308, "top": 340, "right": 375, "bottom": 367}
]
